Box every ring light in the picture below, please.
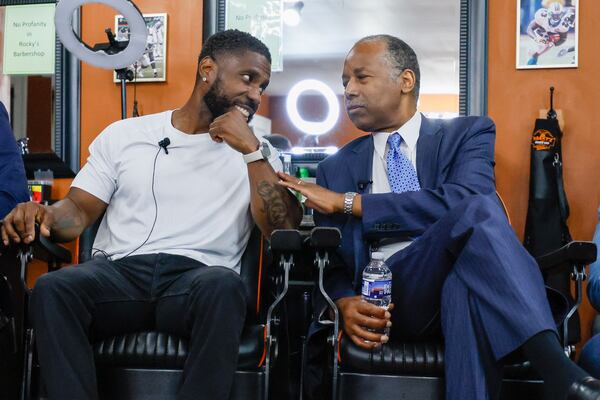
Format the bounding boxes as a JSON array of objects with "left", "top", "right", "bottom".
[
  {"left": 286, "top": 79, "right": 340, "bottom": 136},
  {"left": 54, "top": 0, "right": 147, "bottom": 70}
]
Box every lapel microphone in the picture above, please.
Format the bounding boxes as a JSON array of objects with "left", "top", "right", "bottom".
[
  {"left": 357, "top": 180, "right": 373, "bottom": 191},
  {"left": 158, "top": 137, "right": 170, "bottom": 154}
]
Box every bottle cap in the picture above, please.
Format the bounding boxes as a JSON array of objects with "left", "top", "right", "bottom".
[{"left": 371, "top": 252, "right": 384, "bottom": 260}]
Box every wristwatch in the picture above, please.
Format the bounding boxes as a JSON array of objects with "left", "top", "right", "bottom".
[
  {"left": 243, "top": 141, "right": 271, "bottom": 164},
  {"left": 344, "top": 192, "right": 358, "bottom": 215}
]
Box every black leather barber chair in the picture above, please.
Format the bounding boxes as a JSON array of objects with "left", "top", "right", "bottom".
[
  {"left": 0, "top": 227, "right": 71, "bottom": 400},
  {"left": 1, "top": 241, "right": 38, "bottom": 399},
  {"left": 308, "top": 227, "right": 597, "bottom": 400},
  {"left": 7, "top": 221, "right": 304, "bottom": 400}
]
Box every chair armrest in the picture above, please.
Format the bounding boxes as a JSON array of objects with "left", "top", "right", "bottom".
[
  {"left": 0, "top": 222, "right": 71, "bottom": 264},
  {"left": 33, "top": 233, "right": 72, "bottom": 264},
  {"left": 536, "top": 241, "right": 596, "bottom": 274}
]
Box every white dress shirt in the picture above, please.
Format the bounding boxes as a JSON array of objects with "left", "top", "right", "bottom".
[{"left": 370, "top": 111, "right": 422, "bottom": 261}]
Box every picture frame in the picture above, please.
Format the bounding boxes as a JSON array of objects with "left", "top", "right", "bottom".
[
  {"left": 516, "top": 0, "right": 578, "bottom": 69},
  {"left": 113, "top": 13, "right": 167, "bottom": 82}
]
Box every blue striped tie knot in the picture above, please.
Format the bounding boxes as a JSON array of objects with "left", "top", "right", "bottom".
[{"left": 386, "top": 133, "right": 420, "bottom": 193}]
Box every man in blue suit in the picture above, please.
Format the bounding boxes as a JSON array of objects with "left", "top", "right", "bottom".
[
  {"left": 279, "top": 35, "right": 600, "bottom": 400},
  {"left": 0, "top": 101, "right": 29, "bottom": 219}
]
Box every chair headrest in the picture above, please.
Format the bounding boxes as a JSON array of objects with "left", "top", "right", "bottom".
[
  {"left": 270, "top": 229, "right": 302, "bottom": 252},
  {"left": 310, "top": 227, "right": 341, "bottom": 249}
]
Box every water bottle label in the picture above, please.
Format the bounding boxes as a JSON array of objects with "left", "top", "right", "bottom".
[{"left": 361, "top": 279, "right": 392, "bottom": 299}]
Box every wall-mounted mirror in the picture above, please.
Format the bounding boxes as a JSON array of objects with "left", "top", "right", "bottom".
[
  {"left": 203, "top": 0, "right": 487, "bottom": 147},
  {"left": 0, "top": 0, "right": 80, "bottom": 178}
]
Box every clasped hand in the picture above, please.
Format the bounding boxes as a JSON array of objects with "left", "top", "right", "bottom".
[{"left": 336, "top": 296, "right": 395, "bottom": 349}]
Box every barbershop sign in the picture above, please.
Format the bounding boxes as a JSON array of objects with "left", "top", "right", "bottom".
[
  {"left": 3, "top": 4, "right": 56, "bottom": 75},
  {"left": 226, "top": 0, "right": 283, "bottom": 71}
]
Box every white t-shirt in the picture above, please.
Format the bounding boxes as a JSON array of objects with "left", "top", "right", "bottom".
[{"left": 72, "top": 110, "right": 282, "bottom": 273}]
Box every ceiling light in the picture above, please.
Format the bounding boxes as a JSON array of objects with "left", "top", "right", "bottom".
[{"left": 283, "top": 1, "right": 304, "bottom": 27}]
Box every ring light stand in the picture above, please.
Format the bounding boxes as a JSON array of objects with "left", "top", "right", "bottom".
[{"left": 55, "top": 0, "right": 147, "bottom": 119}]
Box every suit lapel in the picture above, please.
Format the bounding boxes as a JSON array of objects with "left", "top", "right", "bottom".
[
  {"left": 342, "top": 135, "right": 373, "bottom": 288},
  {"left": 416, "top": 115, "right": 442, "bottom": 189},
  {"left": 347, "top": 135, "right": 374, "bottom": 194}
]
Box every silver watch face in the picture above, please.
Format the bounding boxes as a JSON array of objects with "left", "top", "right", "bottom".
[{"left": 260, "top": 142, "right": 271, "bottom": 159}]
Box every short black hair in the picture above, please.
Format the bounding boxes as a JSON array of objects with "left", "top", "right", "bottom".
[
  {"left": 356, "top": 34, "right": 421, "bottom": 99},
  {"left": 199, "top": 29, "right": 271, "bottom": 65}
]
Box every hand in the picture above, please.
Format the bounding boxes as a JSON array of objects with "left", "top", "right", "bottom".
[
  {"left": 335, "top": 295, "right": 395, "bottom": 350},
  {"left": 208, "top": 108, "right": 260, "bottom": 154},
  {"left": 1, "top": 202, "right": 54, "bottom": 246},
  {"left": 277, "top": 172, "right": 344, "bottom": 215}
]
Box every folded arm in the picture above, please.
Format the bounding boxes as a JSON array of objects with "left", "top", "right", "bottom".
[
  {"left": 248, "top": 159, "right": 303, "bottom": 238},
  {"left": 208, "top": 108, "right": 302, "bottom": 238}
]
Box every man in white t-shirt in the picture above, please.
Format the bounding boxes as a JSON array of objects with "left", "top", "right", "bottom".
[{"left": 1, "top": 29, "right": 301, "bottom": 400}]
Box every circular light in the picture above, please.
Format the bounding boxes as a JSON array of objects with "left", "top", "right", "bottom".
[
  {"left": 55, "top": 0, "right": 147, "bottom": 70},
  {"left": 286, "top": 79, "right": 340, "bottom": 136},
  {"left": 283, "top": 9, "right": 301, "bottom": 27}
]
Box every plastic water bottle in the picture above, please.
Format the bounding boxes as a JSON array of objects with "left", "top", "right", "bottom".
[{"left": 361, "top": 252, "right": 392, "bottom": 336}]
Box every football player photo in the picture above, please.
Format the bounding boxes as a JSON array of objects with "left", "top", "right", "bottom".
[
  {"left": 114, "top": 13, "right": 167, "bottom": 82},
  {"left": 516, "top": 0, "right": 578, "bottom": 69}
]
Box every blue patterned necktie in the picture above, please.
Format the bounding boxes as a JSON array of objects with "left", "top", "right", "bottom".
[{"left": 386, "top": 133, "right": 420, "bottom": 193}]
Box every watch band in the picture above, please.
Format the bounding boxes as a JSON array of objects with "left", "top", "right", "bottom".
[
  {"left": 344, "top": 192, "right": 358, "bottom": 215},
  {"left": 243, "top": 142, "right": 270, "bottom": 164},
  {"left": 242, "top": 148, "right": 264, "bottom": 164}
]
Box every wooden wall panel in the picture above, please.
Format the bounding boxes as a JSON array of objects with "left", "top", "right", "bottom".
[{"left": 488, "top": 0, "right": 600, "bottom": 346}]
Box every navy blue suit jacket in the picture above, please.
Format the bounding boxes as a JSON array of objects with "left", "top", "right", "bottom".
[
  {"left": 314, "top": 114, "right": 497, "bottom": 300},
  {"left": 0, "top": 102, "right": 29, "bottom": 219}
]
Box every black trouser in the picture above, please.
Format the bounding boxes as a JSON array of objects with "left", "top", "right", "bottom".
[{"left": 30, "top": 253, "right": 247, "bottom": 400}]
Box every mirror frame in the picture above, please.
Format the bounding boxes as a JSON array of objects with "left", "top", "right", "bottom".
[
  {"left": 460, "top": 0, "right": 488, "bottom": 116},
  {"left": 1, "top": 0, "right": 80, "bottom": 176},
  {"left": 203, "top": 0, "right": 488, "bottom": 117}
]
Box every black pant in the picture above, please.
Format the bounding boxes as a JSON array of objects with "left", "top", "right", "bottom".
[{"left": 30, "top": 253, "right": 247, "bottom": 400}]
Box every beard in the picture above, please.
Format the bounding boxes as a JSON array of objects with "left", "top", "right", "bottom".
[
  {"left": 203, "top": 79, "right": 256, "bottom": 122},
  {"left": 204, "top": 79, "right": 231, "bottom": 119}
]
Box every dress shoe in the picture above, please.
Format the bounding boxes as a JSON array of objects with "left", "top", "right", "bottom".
[{"left": 567, "top": 377, "right": 600, "bottom": 400}]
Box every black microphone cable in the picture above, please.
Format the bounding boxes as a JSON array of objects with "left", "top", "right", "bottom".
[
  {"left": 122, "top": 145, "right": 162, "bottom": 258},
  {"left": 92, "top": 142, "right": 165, "bottom": 260}
]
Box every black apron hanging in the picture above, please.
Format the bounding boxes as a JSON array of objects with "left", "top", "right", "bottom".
[
  {"left": 523, "top": 115, "right": 577, "bottom": 342},
  {"left": 524, "top": 117, "right": 572, "bottom": 256}
]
